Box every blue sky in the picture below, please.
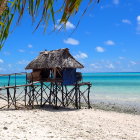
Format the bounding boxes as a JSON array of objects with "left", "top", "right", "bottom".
[{"left": 0, "top": 0, "right": 140, "bottom": 73}]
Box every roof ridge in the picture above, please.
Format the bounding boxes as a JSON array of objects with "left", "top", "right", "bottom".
[
  {"left": 25, "top": 48, "right": 84, "bottom": 69},
  {"left": 40, "top": 48, "right": 69, "bottom": 54}
]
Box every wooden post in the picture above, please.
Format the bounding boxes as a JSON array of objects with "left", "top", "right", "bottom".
[
  {"left": 75, "top": 83, "right": 78, "bottom": 109},
  {"left": 7, "top": 75, "right": 10, "bottom": 108},
  {"left": 14, "top": 73, "right": 17, "bottom": 109},
  {"left": 49, "top": 82, "right": 52, "bottom": 105},
  {"left": 61, "top": 84, "right": 64, "bottom": 107},
  {"left": 87, "top": 84, "right": 91, "bottom": 109},
  {"left": 25, "top": 73, "right": 27, "bottom": 106},
  {"left": 65, "top": 86, "right": 68, "bottom": 106},
  {"left": 78, "top": 85, "right": 81, "bottom": 109},
  {"left": 55, "top": 83, "right": 58, "bottom": 108},
  {"left": 40, "top": 82, "right": 43, "bottom": 106},
  {"left": 28, "top": 86, "right": 31, "bottom": 106},
  {"left": 53, "top": 83, "right": 55, "bottom": 105},
  {"left": 32, "top": 84, "right": 35, "bottom": 108},
  {"left": 25, "top": 86, "right": 27, "bottom": 106}
]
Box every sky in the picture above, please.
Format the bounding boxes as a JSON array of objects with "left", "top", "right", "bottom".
[{"left": 0, "top": 0, "right": 140, "bottom": 74}]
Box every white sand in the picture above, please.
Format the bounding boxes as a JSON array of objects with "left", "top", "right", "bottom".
[{"left": 0, "top": 108, "right": 140, "bottom": 140}]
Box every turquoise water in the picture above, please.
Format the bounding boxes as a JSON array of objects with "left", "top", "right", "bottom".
[
  {"left": 0, "top": 75, "right": 27, "bottom": 87},
  {"left": 82, "top": 73, "right": 140, "bottom": 109},
  {"left": 0, "top": 72, "right": 140, "bottom": 110}
]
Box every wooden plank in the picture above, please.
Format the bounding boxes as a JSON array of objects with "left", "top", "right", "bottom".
[
  {"left": 0, "top": 72, "right": 27, "bottom": 76},
  {"left": 0, "top": 81, "right": 40, "bottom": 90}
]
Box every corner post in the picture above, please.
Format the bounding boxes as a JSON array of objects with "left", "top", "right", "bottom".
[
  {"left": 40, "top": 81, "right": 43, "bottom": 106},
  {"left": 75, "top": 82, "right": 78, "bottom": 109},
  {"left": 87, "top": 84, "right": 91, "bottom": 109}
]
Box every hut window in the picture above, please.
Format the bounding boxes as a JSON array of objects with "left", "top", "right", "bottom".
[
  {"left": 40, "top": 69, "right": 50, "bottom": 79},
  {"left": 76, "top": 72, "right": 82, "bottom": 82},
  {"left": 51, "top": 68, "right": 62, "bottom": 79},
  {"left": 33, "top": 69, "right": 40, "bottom": 72},
  {"left": 56, "top": 68, "right": 62, "bottom": 79}
]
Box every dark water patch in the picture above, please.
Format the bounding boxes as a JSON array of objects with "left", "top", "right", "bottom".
[{"left": 90, "top": 101, "right": 140, "bottom": 115}]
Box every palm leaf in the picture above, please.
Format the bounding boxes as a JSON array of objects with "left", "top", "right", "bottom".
[{"left": 0, "top": 0, "right": 100, "bottom": 49}]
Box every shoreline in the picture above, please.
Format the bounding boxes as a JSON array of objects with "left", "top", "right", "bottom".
[{"left": 1, "top": 95, "right": 140, "bottom": 115}]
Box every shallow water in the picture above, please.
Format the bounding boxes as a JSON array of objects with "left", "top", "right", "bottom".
[
  {"left": 0, "top": 72, "right": 140, "bottom": 112},
  {"left": 82, "top": 73, "right": 140, "bottom": 111}
]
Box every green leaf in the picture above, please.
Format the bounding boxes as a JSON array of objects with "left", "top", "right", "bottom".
[{"left": 0, "top": 22, "right": 4, "bottom": 26}]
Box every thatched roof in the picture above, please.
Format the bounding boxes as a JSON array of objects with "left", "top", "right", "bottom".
[{"left": 25, "top": 48, "right": 84, "bottom": 69}]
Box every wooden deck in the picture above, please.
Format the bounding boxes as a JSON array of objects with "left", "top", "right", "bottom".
[{"left": 0, "top": 73, "right": 92, "bottom": 110}]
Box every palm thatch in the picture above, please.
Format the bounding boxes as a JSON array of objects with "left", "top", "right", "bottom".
[{"left": 25, "top": 48, "right": 84, "bottom": 69}]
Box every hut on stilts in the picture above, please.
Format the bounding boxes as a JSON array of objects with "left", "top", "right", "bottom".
[{"left": 0, "top": 48, "right": 92, "bottom": 109}]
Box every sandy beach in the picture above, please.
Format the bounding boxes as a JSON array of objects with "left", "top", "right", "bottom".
[{"left": 0, "top": 107, "right": 140, "bottom": 140}]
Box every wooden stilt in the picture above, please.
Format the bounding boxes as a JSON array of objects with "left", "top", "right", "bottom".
[
  {"left": 61, "top": 84, "right": 64, "bottom": 107},
  {"left": 65, "top": 86, "right": 68, "bottom": 106},
  {"left": 0, "top": 72, "right": 92, "bottom": 110},
  {"left": 7, "top": 75, "right": 10, "bottom": 108},
  {"left": 14, "top": 73, "right": 17, "bottom": 109},
  {"left": 25, "top": 86, "right": 27, "bottom": 106},
  {"left": 55, "top": 83, "right": 58, "bottom": 108},
  {"left": 87, "top": 84, "right": 91, "bottom": 109},
  {"left": 40, "top": 82, "right": 43, "bottom": 106},
  {"left": 7, "top": 89, "right": 10, "bottom": 108},
  {"left": 78, "top": 86, "right": 81, "bottom": 109},
  {"left": 32, "top": 85, "right": 35, "bottom": 108},
  {"left": 75, "top": 83, "right": 78, "bottom": 109},
  {"left": 49, "top": 82, "right": 52, "bottom": 105},
  {"left": 53, "top": 83, "right": 55, "bottom": 105},
  {"left": 25, "top": 74, "right": 27, "bottom": 106}
]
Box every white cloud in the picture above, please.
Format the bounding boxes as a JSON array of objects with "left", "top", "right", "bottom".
[
  {"left": 136, "top": 15, "right": 140, "bottom": 34},
  {"left": 65, "top": 21, "right": 75, "bottom": 29},
  {"left": 0, "top": 59, "right": 4, "bottom": 63},
  {"left": 105, "top": 40, "right": 115, "bottom": 46},
  {"left": 106, "top": 63, "right": 115, "bottom": 69},
  {"left": 113, "top": 0, "right": 119, "bottom": 5},
  {"left": 28, "top": 44, "right": 33, "bottom": 48},
  {"left": 91, "top": 63, "right": 102, "bottom": 69},
  {"left": 74, "top": 52, "right": 88, "bottom": 59},
  {"left": 18, "top": 60, "right": 29, "bottom": 65},
  {"left": 100, "top": 5, "right": 111, "bottom": 9},
  {"left": 89, "top": 14, "right": 94, "bottom": 18},
  {"left": 18, "top": 49, "right": 25, "bottom": 53},
  {"left": 8, "top": 64, "right": 12, "bottom": 68},
  {"left": 137, "top": 16, "right": 140, "bottom": 24},
  {"left": 0, "top": 67, "right": 5, "bottom": 72},
  {"left": 119, "top": 56, "right": 125, "bottom": 60},
  {"left": 122, "top": 19, "right": 131, "bottom": 24},
  {"left": 115, "top": 61, "right": 121, "bottom": 64},
  {"left": 130, "top": 61, "right": 137, "bottom": 65},
  {"left": 55, "top": 20, "right": 75, "bottom": 30},
  {"left": 64, "top": 38, "right": 79, "bottom": 45},
  {"left": 95, "top": 46, "right": 105, "bottom": 53},
  {"left": 55, "top": 24, "right": 61, "bottom": 30}
]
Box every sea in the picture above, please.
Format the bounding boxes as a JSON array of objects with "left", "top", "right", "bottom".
[{"left": 0, "top": 72, "right": 140, "bottom": 113}]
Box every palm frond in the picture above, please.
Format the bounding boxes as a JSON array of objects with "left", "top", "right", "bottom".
[{"left": 0, "top": 0, "right": 100, "bottom": 49}]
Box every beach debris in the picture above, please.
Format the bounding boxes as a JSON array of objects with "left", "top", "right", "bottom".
[{"left": 3, "top": 126, "right": 8, "bottom": 130}]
